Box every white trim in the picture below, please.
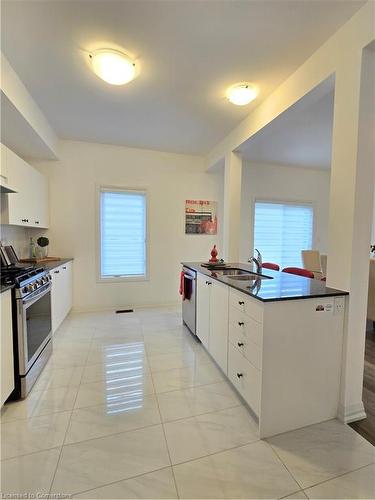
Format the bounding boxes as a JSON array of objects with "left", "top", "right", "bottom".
[
  {"left": 337, "top": 401, "right": 366, "bottom": 424},
  {"left": 96, "top": 184, "right": 150, "bottom": 283},
  {"left": 71, "top": 302, "right": 181, "bottom": 314}
]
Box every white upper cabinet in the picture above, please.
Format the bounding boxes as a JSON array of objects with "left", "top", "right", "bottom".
[
  {"left": 0, "top": 144, "right": 49, "bottom": 228},
  {"left": 1, "top": 143, "right": 8, "bottom": 179}
]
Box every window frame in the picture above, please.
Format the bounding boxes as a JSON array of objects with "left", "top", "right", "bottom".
[
  {"left": 96, "top": 185, "right": 149, "bottom": 283},
  {"left": 251, "top": 197, "right": 316, "bottom": 268}
]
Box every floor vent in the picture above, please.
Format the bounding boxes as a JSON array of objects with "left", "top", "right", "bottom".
[{"left": 115, "top": 309, "right": 134, "bottom": 314}]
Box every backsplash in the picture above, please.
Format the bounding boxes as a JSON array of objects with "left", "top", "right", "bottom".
[{"left": 0, "top": 225, "right": 45, "bottom": 259}]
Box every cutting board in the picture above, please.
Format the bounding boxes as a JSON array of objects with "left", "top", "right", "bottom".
[{"left": 20, "top": 257, "right": 62, "bottom": 263}]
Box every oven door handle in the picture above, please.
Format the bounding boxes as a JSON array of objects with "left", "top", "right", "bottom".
[
  {"left": 183, "top": 274, "right": 195, "bottom": 281},
  {"left": 21, "top": 283, "right": 52, "bottom": 307}
]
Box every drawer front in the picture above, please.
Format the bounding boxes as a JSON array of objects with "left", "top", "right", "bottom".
[
  {"left": 229, "top": 289, "right": 263, "bottom": 324},
  {"left": 228, "top": 343, "right": 261, "bottom": 416},
  {"left": 229, "top": 323, "right": 262, "bottom": 370},
  {"left": 229, "top": 308, "right": 263, "bottom": 347}
]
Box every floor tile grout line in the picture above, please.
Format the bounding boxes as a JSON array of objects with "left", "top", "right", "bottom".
[
  {"left": 47, "top": 365, "right": 84, "bottom": 496},
  {"left": 55, "top": 419, "right": 164, "bottom": 450},
  {"left": 266, "top": 441, "right": 307, "bottom": 491},
  {"left": 267, "top": 435, "right": 375, "bottom": 493},
  {"left": 1, "top": 406, "right": 262, "bottom": 466},
  {"left": 168, "top": 439, "right": 266, "bottom": 469},
  {"left": 0, "top": 444, "right": 62, "bottom": 463},
  {"left": 70, "top": 465, "right": 177, "bottom": 498},
  {"left": 0, "top": 406, "right": 74, "bottom": 426},
  {"left": 299, "top": 460, "right": 375, "bottom": 495},
  {"left": 279, "top": 489, "right": 307, "bottom": 499},
  {"left": 143, "top": 330, "right": 181, "bottom": 500}
]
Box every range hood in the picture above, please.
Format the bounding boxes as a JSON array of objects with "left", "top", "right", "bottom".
[{"left": 0, "top": 183, "right": 16, "bottom": 193}]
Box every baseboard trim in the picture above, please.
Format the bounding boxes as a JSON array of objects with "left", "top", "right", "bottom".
[
  {"left": 71, "top": 301, "right": 181, "bottom": 314},
  {"left": 338, "top": 402, "right": 367, "bottom": 423}
]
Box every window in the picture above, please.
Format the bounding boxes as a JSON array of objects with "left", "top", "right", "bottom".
[
  {"left": 254, "top": 201, "right": 313, "bottom": 268},
  {"left": 99, "top": 188, "right": 147, "bottom": 280}
]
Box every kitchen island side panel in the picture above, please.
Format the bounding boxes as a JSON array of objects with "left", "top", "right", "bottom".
[{"left": 259, "top": 296, "right": 346, "bottom": 438}]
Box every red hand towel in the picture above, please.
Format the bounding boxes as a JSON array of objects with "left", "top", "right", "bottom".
[{"left": 179, "top": 271, "right": 185, "bottom": 299}]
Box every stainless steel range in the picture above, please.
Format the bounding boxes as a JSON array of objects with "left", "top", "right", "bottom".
[{"left": 2, "top": 263, "right": 53, "bottom": 399}]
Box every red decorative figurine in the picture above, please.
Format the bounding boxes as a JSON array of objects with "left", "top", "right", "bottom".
[{"left": 209, "top": 245, "right": 218, "bottom": 263}]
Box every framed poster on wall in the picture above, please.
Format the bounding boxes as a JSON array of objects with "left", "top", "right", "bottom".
[{"left": 185, "top": 200, "right": 217, "bottom": 235}]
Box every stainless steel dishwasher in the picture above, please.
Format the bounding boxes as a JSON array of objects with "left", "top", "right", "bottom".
[{"left": 181, "top": 266, "right": 197, "bottom": 335}]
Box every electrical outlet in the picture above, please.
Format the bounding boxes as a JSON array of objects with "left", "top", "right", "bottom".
[{"left": 334, "top": 297, "right": 345, "bottom": 315}]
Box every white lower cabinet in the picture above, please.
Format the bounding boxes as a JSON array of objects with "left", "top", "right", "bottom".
[
  {"left": 195, "top": 271, "right": 346, "bottom": 438},
  {"left": 1, "top": 289, "right": 14, "bottom": 405},
  {"left": 196, "top": 274, "right": 211, "bottom": 349},
  {"left": 208, "top": 280, "right": 229, "bottom": 373},
  {"left": 196, "top": 276, "right": 229, "bottom": 373},
  {"left": 51, "top": 261, "right": 73, "bottom": 333},
  {"left": 228, "top": 343, "right": 261, "bottom": 416}
]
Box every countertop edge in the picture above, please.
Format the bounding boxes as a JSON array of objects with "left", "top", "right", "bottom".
[
  {"left": 182, "top": 262, "right": 349, "bottom": 303},
  {"left": 42, "top": 258, "right": 74, "bottom": 271},
  {"left": 0, "top": 284, "right": 14, "bottom": 294}
]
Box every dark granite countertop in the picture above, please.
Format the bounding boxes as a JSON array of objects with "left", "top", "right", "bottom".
[
  {"left": 40, "top": 258, "right": 73, "bottom": 272},
  {"left": 1, "top": 259, "right": 73, "bottom": 293},
  {"left": 182, "top": 262, "right": 349, "bottom": 302},
  {"left": 0, "top": 283, "right": 14, "bottom": 294}
]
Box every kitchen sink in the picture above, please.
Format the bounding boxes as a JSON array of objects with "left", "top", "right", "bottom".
[
  {"left": 220, "top": 268, "right": 252, "bottom": 276},
  {"left": 219, "top": 268, "right": 272, "bottom": 279},
  {"left": 228, "top": 274, "right": 272, "bottom": 281}
]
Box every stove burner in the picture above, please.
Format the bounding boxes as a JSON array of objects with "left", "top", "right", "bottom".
[{"left": 1, "top": 265, "right": 51, "bottom": 298}]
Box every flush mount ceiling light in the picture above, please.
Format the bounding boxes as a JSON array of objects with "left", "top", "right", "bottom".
[
  {"left": 226, "top": 83, "right": 257, "bottom": 106},
  {"left": 89, "top": 49, "right": 137, "bottom": 85}
]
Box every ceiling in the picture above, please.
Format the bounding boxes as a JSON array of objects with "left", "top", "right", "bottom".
[
  {"left": 1, "top": 0, "right": 364, "bottom": 156},
  {"left": 238, "top": 78, "right": 335, "bottom": 169}
]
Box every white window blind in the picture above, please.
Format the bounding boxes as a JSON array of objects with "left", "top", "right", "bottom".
[
  {"left": 254, "top": 201, "right": 313, "bottom": 269},
  {"left": 100, "top": 189, "right": 147, "bottom": 279}
]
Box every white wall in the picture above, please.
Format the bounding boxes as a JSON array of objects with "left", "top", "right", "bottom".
[
  {"left": 34, "top": 140, "right": 223, "bottom": 312},
  {"left": 239, "top": 161, "right": 331, "bottom": 262}
]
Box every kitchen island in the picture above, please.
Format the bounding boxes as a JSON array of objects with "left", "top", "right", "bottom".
[{"left": 182, "top": 262, "right": 349, "bottom": 438}]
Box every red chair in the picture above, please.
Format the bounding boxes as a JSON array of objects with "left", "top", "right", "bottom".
[
  {"left": 282, "top": 267, "right": 314, "bottom": 279},
  {"left": 262, "top": 262, "right": 280, "bottom": 271}
]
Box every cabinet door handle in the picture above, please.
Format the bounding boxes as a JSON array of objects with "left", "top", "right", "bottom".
[
  {"left": 63, "top": 266, "right": 66, "bottom": 270},
  {"left": 35, "top": 221, "right": 40, "bottom": 224},
  {"left": 54, "top": 270, "right": 60, "bottom": 274},
  {"left": 21, "top": 218, "right": 28, "bottom": 222},
  {"left": 237, "top": 342, "right": 244, "bottom": 347},
  {"left": 238, "top": 301, "right": 244, "bottom": 305},
  {"left": 237, "top": 372, "right": 243, "bottom": 378},
  {"left": 206, "top": 281, "right": 212, "bottom": 285},
  {"left": 238, "top": 321, "right": 244, "bottom": 326}
]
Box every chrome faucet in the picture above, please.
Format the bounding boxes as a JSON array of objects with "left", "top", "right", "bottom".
[{"left": 249, "top": 248, "right": 262, "bottom": 274}]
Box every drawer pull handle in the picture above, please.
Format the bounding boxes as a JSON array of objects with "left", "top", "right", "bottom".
[
  {"left": 238, "top": 321, "right": 244, "bottom": 326},
  {"left": 63, "top": 266, "right": 67, "bottom": 270},
  {"left": 238, "top": 301, "right": 244, "bottom": 305},
  {"left": 237, "top": 342, "right": 244, "bottom": 347},
  {"left": 237, "top": 372, "right": 243, "bottom": 378},
  {"left": 54, "top": 270, "right": 60, "bottom": 274},
  {"left": 206, "top": 281, "right": 212, "bottom": 285}
]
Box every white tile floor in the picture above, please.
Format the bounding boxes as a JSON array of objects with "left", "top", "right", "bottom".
[{"left": 1, "top": 306, "right": 374, "bottom": 499}]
